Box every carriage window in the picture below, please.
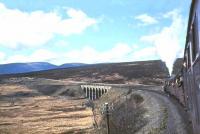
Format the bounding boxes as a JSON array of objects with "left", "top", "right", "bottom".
[
  {"left": 183, "top": 57, "right": 187, "bottom": 71},
  {"left": 185, "top": 50, "right": 189, "bottom": 69},
  {"left": 191, "top": 14, "right": 199, "bottom": 61},
  {"left": 185, "top": 51, "right": 188, "bottom": 69},
  {"left": 187, "top": 45, "right": 191, "bottom": 69},
  {"left": 199, "top": 5, "right": 200, "bottom": 43}
]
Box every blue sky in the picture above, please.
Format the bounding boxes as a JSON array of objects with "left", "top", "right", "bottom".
[{"left": 0, "top": 0, "right": 191, "bottom": 72}]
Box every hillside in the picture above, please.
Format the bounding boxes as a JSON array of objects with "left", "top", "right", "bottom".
[
  {"left": 172, "top": 58, "right": 183, "bottom": 75},
  {"left": 59, "top": 63, "right": 87, "bottom": 69},
  {"left": 0, "top": 62, "right": 86, "bottom": 75},
  {"left": 0, "top": 60, "right": 169, "bottom": 85}
]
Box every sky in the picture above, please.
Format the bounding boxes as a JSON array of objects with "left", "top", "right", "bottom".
[{"left": 0, "top": 0, "right": 191, "bottom": 72}]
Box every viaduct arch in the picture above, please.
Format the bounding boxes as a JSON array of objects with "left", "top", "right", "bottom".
[{"left": 81, "top": 85, "right": 111, "bottom": 100}]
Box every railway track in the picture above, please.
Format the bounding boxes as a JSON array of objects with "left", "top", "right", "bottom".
[{"left": 132, "top": 85, "right": 193, "bottom": 134}]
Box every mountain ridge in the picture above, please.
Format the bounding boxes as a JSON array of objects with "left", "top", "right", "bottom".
[
  {"left": 0, "top": 62, "right": 86, "bottom": 74},
  {"left": 0, "top": 60, "right": 169, "bottom": 85}
]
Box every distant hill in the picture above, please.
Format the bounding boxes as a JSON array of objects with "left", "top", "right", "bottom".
[
  {"left": 59, "top": 63, "right": 87, "bottom": 69},
  {"left": 0, "top": 60, "right": 169, "bottom": 84},
  {"left": 172, "top": 58, "right": 183, "bottom": 75},
  {"left": 0, "top": 62, "right": 57, "bottom": 74},
  {"left": 0, "top": 62, "right": 86, "bottom": 75}
]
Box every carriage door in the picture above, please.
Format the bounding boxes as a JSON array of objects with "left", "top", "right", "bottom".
[
  {"left": 187, "top": 43, "right": 197, "bottom": 123},
  {"left": 192, "top": 9, "right": 200, "bottom": 127},
  {"left": 184, "top": 51, "right": 191, "bottom": 111}
]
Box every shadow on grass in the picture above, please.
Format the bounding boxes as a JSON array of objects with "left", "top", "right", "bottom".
[{"left": 96, "top": 93, "right": 147, "bottom": 134}]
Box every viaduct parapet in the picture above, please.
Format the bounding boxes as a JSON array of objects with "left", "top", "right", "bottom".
[{"left": 81, "top": 85, "right": 111, "bottom": 100}]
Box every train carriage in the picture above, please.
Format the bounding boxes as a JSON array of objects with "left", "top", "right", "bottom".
[
  {"left": 164, "top": 0, "right": 200, "bottom": 134},
  {"left": 165, "top": 0, "right": 200, "bottom": 133},
  {"left": 164, "top": 73, "right": 186, "bottom": 107},
  {"left": 183, "top": 0, "right": 200, "bottom": 133}
]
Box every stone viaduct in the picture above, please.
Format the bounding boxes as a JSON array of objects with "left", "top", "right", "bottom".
[{"left": 81, "top": 85, "right": 111, "bottom": 100}]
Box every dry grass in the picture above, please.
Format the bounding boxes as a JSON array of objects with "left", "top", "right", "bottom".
[
  {"left": 0, "top": 60, "right": 168, "bottom": 85},
  {"left": 0, "top": 83, "right": 94, "bottom": 134}
]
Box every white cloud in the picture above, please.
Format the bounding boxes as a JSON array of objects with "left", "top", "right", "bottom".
[
  {"left": 55, "top": 40, "right": 69, "bottom": 47},
  {"left": 135, "top": 14, "right": 158, "bottom": 25},
  {"left": 63, "top": 43, "right": 132, "bottom": 64},
  {"left": 2, "top": 43, "right": 162, "bottom": 65},
  {"left": 4, "top": 49, "right": 57, "bottom": 63},
  {"left": 132, "top": 47, "right": 157, "bottom": 61},
  {"left": 2, "top": 42, "right": 164, "bottom": 65},
  {"left": 0, "top": 3, "right": 97, "bottom": 49},
  {"left": 140, "top": 9, "right": 186, "bottom": 74},
  {"left": 2, "top": 43, "right": 132, "bottom": 65},
  {"left": 132, "top": 44, "right": 140, "bottom": 50},
  {"left": 0, "top": 52, "right": 5, "bottom": 61}
]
